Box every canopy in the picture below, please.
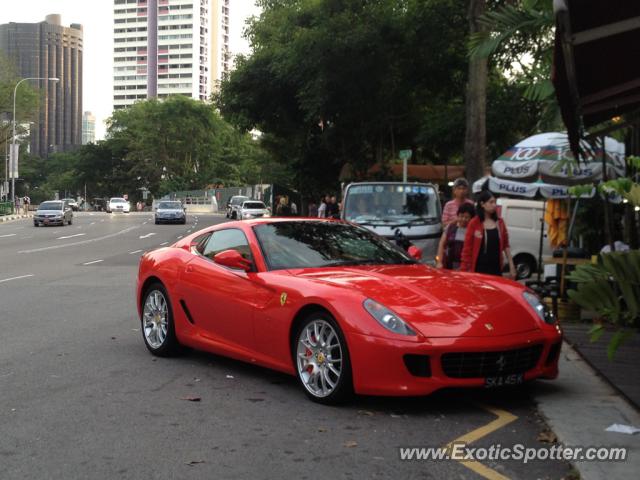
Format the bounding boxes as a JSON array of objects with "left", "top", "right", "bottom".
[
  {"left": 492, "top": 132, "right": 625, "bottom": 185},
  {"left": 553, "top": 0, "right": 640, "bottom": 156}
]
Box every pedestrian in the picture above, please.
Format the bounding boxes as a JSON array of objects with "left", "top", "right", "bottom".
[
  {"left": 436, "top": 203, "right": 474, "bottom": 270},
  {"left": 460, "top": 190, "right": 517, "bottom": 278},
  {"left": 326, "top": 195, "right": 340, "bottom": 219},
  {"left": 275, "top": 196, "right": 291, "bottom": 216},
  {"left": 290, "top": 200, "right": 298, "bottom": 215},
  {"left": 23, "top": 195, "right": 30, "bottom": 215},
  {"left": 442, "top": 178, "right": 474, "bottom": 226},
  {"left": 308, "top": 200, "right": 318, "bottom": 217},
  {"left": 317, "top": 195, "right": 330, "bottom": 218}
]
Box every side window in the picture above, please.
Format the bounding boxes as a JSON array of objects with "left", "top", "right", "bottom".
[{"left": 202, "top": 229, "right": 253, "bottom": 262}]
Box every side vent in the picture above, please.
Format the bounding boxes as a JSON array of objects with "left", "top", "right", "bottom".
[{"left": 180, "top": 300, "right": 196, "bottom": 325}]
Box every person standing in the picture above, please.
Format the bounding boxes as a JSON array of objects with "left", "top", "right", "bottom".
[
  {"left": 460, "top": 190, "right": 516, "bottom": 278},
  {"left": 23, "top": 195, "right": 30, "bottom": 215},
  {"left": 308, "top": 200, "right": 318, "bottom": 217},
  {"left": 436, "top": 203, "right": 474, "bottom": 270},
  {"left": 442, "top": 178, "right": 474, "bottom": 226},
  {"left": 275, "top": 196, "right": 291, "bottom": 216},
  {"left": 326, "top": 195, "right": 340, "bottom": 219},
  {"left": 317, "top": 195, "right": 329, "bottom": 218}
]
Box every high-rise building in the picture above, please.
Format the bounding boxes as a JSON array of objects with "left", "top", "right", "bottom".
[
  {"left": 210, "top": 0, "right": 230, "bottom": 90},
  {"left": 113, "top": 0, "right": 224, "bottom": 110},
  {"left": 82, "top": 111, "right": 95, "bottom": 144},
  {"left": 0, "top": 14, "right": 83, "bottom": 158}
]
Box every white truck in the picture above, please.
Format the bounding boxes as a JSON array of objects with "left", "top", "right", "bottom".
[{"left": 341, "top": 182, "right": 442, "bottom": 262}]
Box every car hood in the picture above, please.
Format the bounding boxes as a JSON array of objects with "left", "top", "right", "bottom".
[{"left": 290, "top": 265, "right": 539, "bottom": 338}]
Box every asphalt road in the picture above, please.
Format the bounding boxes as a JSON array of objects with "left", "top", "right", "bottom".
[{"left": 0, "top": 213, "right": 573, "bottom": 480}]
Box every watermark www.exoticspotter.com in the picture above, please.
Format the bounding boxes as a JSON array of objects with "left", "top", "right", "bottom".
[{"left": 399, "top": 443, "right": 628, "bottom": 463}]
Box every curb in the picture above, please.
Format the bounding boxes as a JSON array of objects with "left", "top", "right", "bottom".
[{"left": 0, "top": 214, "right": 33, "bottom": 222}]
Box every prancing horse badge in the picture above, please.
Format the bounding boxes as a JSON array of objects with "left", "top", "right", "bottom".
[{"left": 280, "top": 292, "right": 287, "bottom": 306}]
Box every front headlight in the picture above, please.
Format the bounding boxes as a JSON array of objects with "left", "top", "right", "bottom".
[
  {"left": 523, "top": 291, "right": 555, "bottom": 324},
  {"left": 242, "top": 212, "right": 251, "bottom": 218},
  {"left": 363, "top": 298, "right": 416, "bottom": 336}
]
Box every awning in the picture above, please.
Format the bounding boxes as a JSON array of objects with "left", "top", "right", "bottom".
[{"left": 553, "top": 0, "right": 640, "bottom": 156}]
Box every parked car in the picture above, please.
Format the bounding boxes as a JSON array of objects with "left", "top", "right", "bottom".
[
  {"left": 107, "top": 197, "right": 131, "bottom": 213},
  {"left": 225, "top": 195, "right": 249, "bottom": 219},
  {"left": 154, "top": 201, "right": 186, "bottom": 225},
  {"left": 238, "top": 200, "right": 270, "bottom": 220},
  {"left": 497, "top": 198, "right": 552, "bottom": 279},
  {"left": 61, "top": 198, "right": 79, "bottom": 211},
  {"left": 33, "top": 200, "right": 73, "bottom": 227},
  {"left": 137, "top": 218, "right": 561, "bottom": 404}
]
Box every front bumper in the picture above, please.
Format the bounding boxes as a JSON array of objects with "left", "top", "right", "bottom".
[
  {"left": 347, "top": 328, "right": 562, "bottom": 396},
  {"left": 156, "top": 215, "right": 185, "bottom": 223},
  {"left": 34, "top": 217, "right": 64, "bottom": 226}
]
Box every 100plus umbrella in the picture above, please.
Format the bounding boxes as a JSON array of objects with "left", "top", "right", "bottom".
[{"left": 491, "top": 132, "right": 625, "bottom": 185}]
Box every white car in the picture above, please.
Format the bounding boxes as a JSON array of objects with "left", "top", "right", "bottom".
[
  {"left": 239, "top": 200, "right": 270, "bottom": 220},
  {"left": 107, "top": 197, "right": 131, "bottom": 213}
]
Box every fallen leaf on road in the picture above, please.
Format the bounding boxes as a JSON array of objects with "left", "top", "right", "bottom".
[
  {"left": 246, "top": 398, "right": 265, "bottom": 402},
  {"left": 318, "top": 427, "right": 327, "bottom": 432},
  {"left": 344, "top": 440, "right": 358, "bottom": 448},
  {"left": 185, "top": 460, "right": 205, "bottom": 466},
  {"left": 357, "top": 410, "right": 374, "bottom": 416},
  {"left": 181, "top": 396, "right": 201, "bottom": 402},
  {"left": 537, "top": 430, "right": 558, "bottom": 443}
]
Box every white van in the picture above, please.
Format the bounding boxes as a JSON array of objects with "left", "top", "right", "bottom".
[{"left": 497, "top": 198, "right": 551, "bottom": 279}]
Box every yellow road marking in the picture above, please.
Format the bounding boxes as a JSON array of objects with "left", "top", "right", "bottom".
[{"left": 443, "top": 404, "right": 518, "bottom": 480}]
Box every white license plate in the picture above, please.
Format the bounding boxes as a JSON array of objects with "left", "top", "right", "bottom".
[{"left": 484, "top": 373, "right": 524, "bottom": 388}]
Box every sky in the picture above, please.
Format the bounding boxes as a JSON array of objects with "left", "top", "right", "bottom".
[{"left": 0, "top": 0, "right": 260, "bottom": 140}]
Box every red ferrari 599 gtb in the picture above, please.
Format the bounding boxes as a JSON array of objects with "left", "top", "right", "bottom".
[{"left": 137, "top": 219, "right": 562, "bottom": 404}]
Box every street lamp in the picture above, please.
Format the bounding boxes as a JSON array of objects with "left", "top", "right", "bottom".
[{"left": 11, "top": 77, "right": 59, "bottom": 212}]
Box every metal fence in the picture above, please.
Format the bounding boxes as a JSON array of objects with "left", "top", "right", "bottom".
[{"left": 0, "top": 202, "right": 13, "bottom": 216}]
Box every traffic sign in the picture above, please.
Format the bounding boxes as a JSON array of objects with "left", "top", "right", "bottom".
[{"left": 399, "top": 149, "right": 412, "bottom": 161}]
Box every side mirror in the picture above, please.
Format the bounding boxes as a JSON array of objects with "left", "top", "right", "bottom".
[
  {"left": 213, "top": 249, "right": 252, "bottom": 272},
  {"left": 407, "top": 245, "right": 422, "bottom": 261}
]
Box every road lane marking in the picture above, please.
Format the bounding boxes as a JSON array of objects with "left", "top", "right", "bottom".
[
  {"left": 0, "top": 274, "right": 34, "bottom": 284},
  {"left": 82, "top": 259, "right": 103, "bottom": 265},
  {"left": 443, "top": 404, "right": 518, "bottom": 480},
  {"left": 129, "top": 249, "right": 142, "bottom": 254},
  {"left": 57, "top": 233, "right": 86, "bottom": 240},
  {"left": 19, "top": 225, "right": 140, "bottom": 254},
  {"left": 90, "top": 222, "right": 95, "bottom": 225},
  {"left": 177, "top": 235, "right": 183, "bottom": 239},
  {"left": 160, "top": 241, "right": 168, "bottom": 246},
  {"left": 139, "top": 233, "right": 156, "bottom": 239},
  {"left": 0, "top": 234, "right": 17, "bottom": 238},
  {"left": 143, "top": 221, "right": 148, "bottom": 225}
]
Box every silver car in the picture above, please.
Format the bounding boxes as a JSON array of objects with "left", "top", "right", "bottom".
[
  {"left": 33, "top": 200, "right": 73, "bottom": 227},
  {"left": 238, "top": 200, "right": 270, "bottom": 220},
  {"left": 154, "top": 201, "right": 186, "bottom": 224}
]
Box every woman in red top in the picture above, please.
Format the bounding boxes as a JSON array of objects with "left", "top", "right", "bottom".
[{"left": 460, "top": 191, "right": 516, "bottom": 278}]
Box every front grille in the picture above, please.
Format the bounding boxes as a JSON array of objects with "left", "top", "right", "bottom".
[{"left": 441, "top": 344, "right": 543, "bottom": 378}]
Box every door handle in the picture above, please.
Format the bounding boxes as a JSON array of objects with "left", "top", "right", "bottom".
[{"left": 186, "top": 265, "right": 194, "bottom": 273}]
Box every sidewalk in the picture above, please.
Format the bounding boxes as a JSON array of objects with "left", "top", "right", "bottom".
[{"left": 534, "top": 341, "right": 640, "bottom": 480}]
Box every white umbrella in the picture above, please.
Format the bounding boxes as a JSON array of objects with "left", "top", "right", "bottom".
[{"left": 491, "top": 132, "right": 625, "bottom": 185}]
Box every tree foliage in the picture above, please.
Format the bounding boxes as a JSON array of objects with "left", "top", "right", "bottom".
[
  {"left": 18, "top": 96, "right": 271, "bottom": 202},
  {"left": 218, "top": 0, "right": 546, "bottom": 194}
]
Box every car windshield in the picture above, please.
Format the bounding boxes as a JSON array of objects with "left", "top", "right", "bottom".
[
  {"left": 243, "top": 202, "right": 265, "bottom": 209},
  {"left": 231, "top": 197, "right": 248, "bottom": 205},
  {"left": 254, "top": 221, "right": 414, "bottom": 270},
  {"left": 39, "top": 202, "right": 63, "bottom": 211},
  {"left": 111, "top": 198, "right": 126, "bottom": 203},
  {"left": 158, "top": 202, "right": 182, "bottom": 209},
  {"left": 343, "top": 183, "right": 440, "bottom": 226}
]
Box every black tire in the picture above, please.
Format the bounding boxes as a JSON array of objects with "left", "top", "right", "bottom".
[
  {"left": 140, "top": 282, "right": 181, "bottom": 357},
  {"left": 33, "top": 222, "right": 38, "bottom": 227},
  {"left": 181, "top": 219, "right": 186, "bottom": 225},
  {"left": 68, "top": 217, "right": 72, "bottom": 225},
  {"left": 514, "top": 254, "right": 536, "bottom": 280},
  {"left": 292, "top": 311, "right": 353, "bottom": 404},
  {"left": 155, "top": 220, "right": 159, "bottom": 225},
  {"left": 231, "top": 211, "right": 237, "bottom": 220}
]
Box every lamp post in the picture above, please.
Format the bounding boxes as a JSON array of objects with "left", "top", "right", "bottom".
[{"left": 11, "top": 77, "right": 59, "bottom": 212}]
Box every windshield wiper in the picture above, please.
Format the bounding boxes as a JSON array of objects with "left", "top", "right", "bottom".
[{"left": 322, "top": 260, "right": 382, "bottom": 267}]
